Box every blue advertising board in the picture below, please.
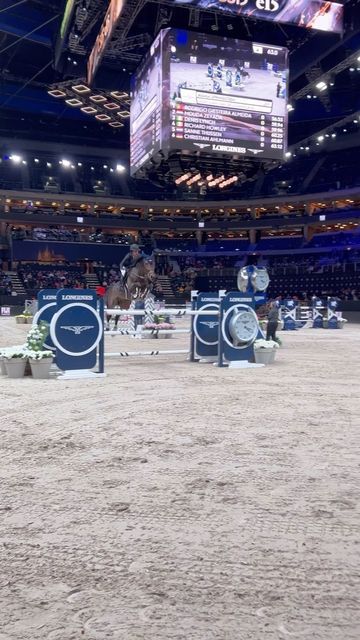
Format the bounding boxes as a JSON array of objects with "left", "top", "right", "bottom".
[
  {"left": 311, "top": 297, "right": 324, "bottom": 328},
  {"left": 50, "top": 289, "right": 103, "bottom": 371},
  {"left": 218, "top": 291, "right": 262, "bottom": 366},
  {"left": 33, "top": 289, "right": 58, "bottom": 352},
  {"left": 193, "top": 292, "right": 220, "bottom": 360},
  {"left": 327, "top": 297, "right": 339, "bottom": 329},
  {"left": 282, "top": 298, "right": 297, "bottom": 330}
]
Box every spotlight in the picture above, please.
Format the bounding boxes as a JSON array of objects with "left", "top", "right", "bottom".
[
  {"left": 90, "top": 95, "right": 107, "bottom": 103},
  {"left": 48, "top": 89, "right": 66, "bottom": 98},
  {"left": 81, "top": 106, "right": 97, "bottom": 114},
  {"left": 285, "top": 151, "right": 292, "bottom": 157},
  {"left": 10, "top": 154, "right": 22, "bottom": 164},
  {"left": 316, "top": 81, "right": 327, "bottom": 91},
  {"left": 116, "top": 164, "right": 125, "bottom": 173},
  {"left": 60, "top": 159, "right": 71, "bottom": 168},
  {"left": 72, "top": 84, "right": 90, "bottom": 94},
  {"left": 34, "top": 158, "right": 39, "bottom": 163},
  {"left": 104, "top": 102, "right": 120, "bottom": 110},
  {"left": 65, "top": 98, "right": 82, "bottom": 107},
  {"left": 110, "top": 91, "right": 128, "bottom": 100},
  {"left": 95, "top": 114, "right": 111, "bottom": 121}
]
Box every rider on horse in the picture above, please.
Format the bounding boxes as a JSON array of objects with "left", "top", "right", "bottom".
[{"left": 120, "top": 243, "right": 147, "bottom": 287}]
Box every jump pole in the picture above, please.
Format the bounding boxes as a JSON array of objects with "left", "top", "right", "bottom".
[
  {"left": 106, "top": 329, "right": 190, "bottom": 336},
  {"left": 105, "top": 349, "right": 188, "bottom": 357},
  {"left": 106, "top": 308, "right": 219, "bottom": 317}
]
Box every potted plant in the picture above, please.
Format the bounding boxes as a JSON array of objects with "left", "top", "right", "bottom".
[
  {"left": 15, "top": 314, "right": 27, "bottom": 324},
  {"left": 0, "top": 348, "right": 8, "bottom": 375},
  {"left": 25, "top": 322, "right": 53, "bottom": 378},
  {"left": 23, "top": 310, "right": 33, "bottom": 324},
  {"left": 26, "top": 349, "right": 54, "bottom": 379},
  {"left": 2, "top": 348, "right": 28, "bottom": 378},
  {"left": 253, "top": 338, "right": 279, "bottom": 365},
  {"left": 143, "top": 314, "right": 176, "bottom": 339}
]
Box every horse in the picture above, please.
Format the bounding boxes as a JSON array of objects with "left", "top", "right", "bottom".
[{"left": 104, "top": 258, "right": 156, "bottom": 330}]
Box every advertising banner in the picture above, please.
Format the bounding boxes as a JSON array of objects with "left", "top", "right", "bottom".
[
  {"left": 171, "top": 1, "right": 343, "bottom": 34},
  {"left": 87, "top": 0, "right": 124, "bottom": 85}
]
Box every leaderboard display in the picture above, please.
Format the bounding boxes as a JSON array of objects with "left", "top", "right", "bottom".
[
  {"left": 168, "top": 30, "right": 288, "bottom": 160},
  {"left": 130, "top": 29, "right": 288, "bottom": 176}
]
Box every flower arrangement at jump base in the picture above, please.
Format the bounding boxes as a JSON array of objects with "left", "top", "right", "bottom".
[
  {"left": 0, "top": 322, "right": 53, "bottom": 379},
  {"left": 15, "top": 308, "right": 33, "bottom": 324},
  {"left": 0, "top": 346, "right": 28, "bottom": 378},
  {"left": 253, "top": 338, "right": 279, "bottom": 365},
  {"left": 143, "top": 314, "right": 176, "bottom": 339},
  {"left": 24, "top": 322, "right": 53, "bottom": 378}
]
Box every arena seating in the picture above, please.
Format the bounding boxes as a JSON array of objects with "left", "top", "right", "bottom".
[
  {"left": 18, "top": 264, "right": 87, "bottom": 295},
  {"left": 155, "top": 238, "right": 198, "bottom": 251}
]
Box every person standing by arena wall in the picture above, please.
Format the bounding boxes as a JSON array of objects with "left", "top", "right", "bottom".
[{"left": 266, "top": 301, "right": 279, "bottom": 341}]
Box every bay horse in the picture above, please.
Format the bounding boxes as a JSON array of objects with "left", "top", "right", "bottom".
[{"left": 104, "top": 258, "right": 156, "bottom": 330}]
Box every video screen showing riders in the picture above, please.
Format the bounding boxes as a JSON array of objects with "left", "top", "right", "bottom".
[{"left": 169, "top": 30, "right": 288, "bottom": 160}]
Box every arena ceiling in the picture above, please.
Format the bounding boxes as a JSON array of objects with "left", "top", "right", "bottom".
[{"left": 0, "top": 0, "right": 359, "bottom": 152}]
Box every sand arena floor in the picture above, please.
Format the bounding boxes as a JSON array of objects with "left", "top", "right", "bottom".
[{"left": 0, "top": 317, "right": 359, "bottom": 640}]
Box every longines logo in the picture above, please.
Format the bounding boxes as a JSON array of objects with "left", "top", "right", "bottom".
[
  {"left": 218, "top": 0, "right": 280, "bottom": 11},
  {"left": 212, "top": 144, "right": 246, "bottom": 153},
  {"left": 60, "top": 325, "right": 95, "bottom": 335},
  {"left": 200, "top": 321, "right": 218, "bottom": 329}
]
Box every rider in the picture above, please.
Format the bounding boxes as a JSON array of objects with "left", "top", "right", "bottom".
[{"left": 120, "top": 243, "right": 147, "bottom": 286}]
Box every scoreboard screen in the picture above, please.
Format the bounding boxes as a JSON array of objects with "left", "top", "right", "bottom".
[
  {"left": 130, "top": 29, "right": 288, "bottom": 176},
  {"left": 168, "top": 30, "right": 288, "bottom": 160}
]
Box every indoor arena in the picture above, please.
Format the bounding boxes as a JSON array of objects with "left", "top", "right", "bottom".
[{"left": 0, "top": 1, "right": 359, "bottom": 639}]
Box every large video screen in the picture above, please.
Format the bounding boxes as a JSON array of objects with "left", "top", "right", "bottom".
[
  {"left": 130, "top": 29, "right": 289, "bottom": 176},
  {"left": 130, "top": 31, "right": 166, "bottom": 176},
  {"left": 171, "top": 1, "right": 343, "bottom": 34},
  {"left": 168, "top": 30, "right": 288, "bottom": 160}
]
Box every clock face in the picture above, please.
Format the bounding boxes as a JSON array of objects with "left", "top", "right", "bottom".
[
  {"left": 229, "top": 309, "right": 259, "bottom": 345},
  {"left": 255, "top": 269, "right": 270, "bottom": 292}
]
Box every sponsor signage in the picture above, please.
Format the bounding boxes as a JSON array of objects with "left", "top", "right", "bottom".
[
  {"left": 87, "top": 0, "right": 124, "bottom": 85},
  {"left": 50, "top": 289, "right": 103, "bottom": 371},
  {"left": 33, "top": 289, "right": 58, "bottom": 352},
  {"left": 0, "top": 307, "right": 11, "bottom": 316}
]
